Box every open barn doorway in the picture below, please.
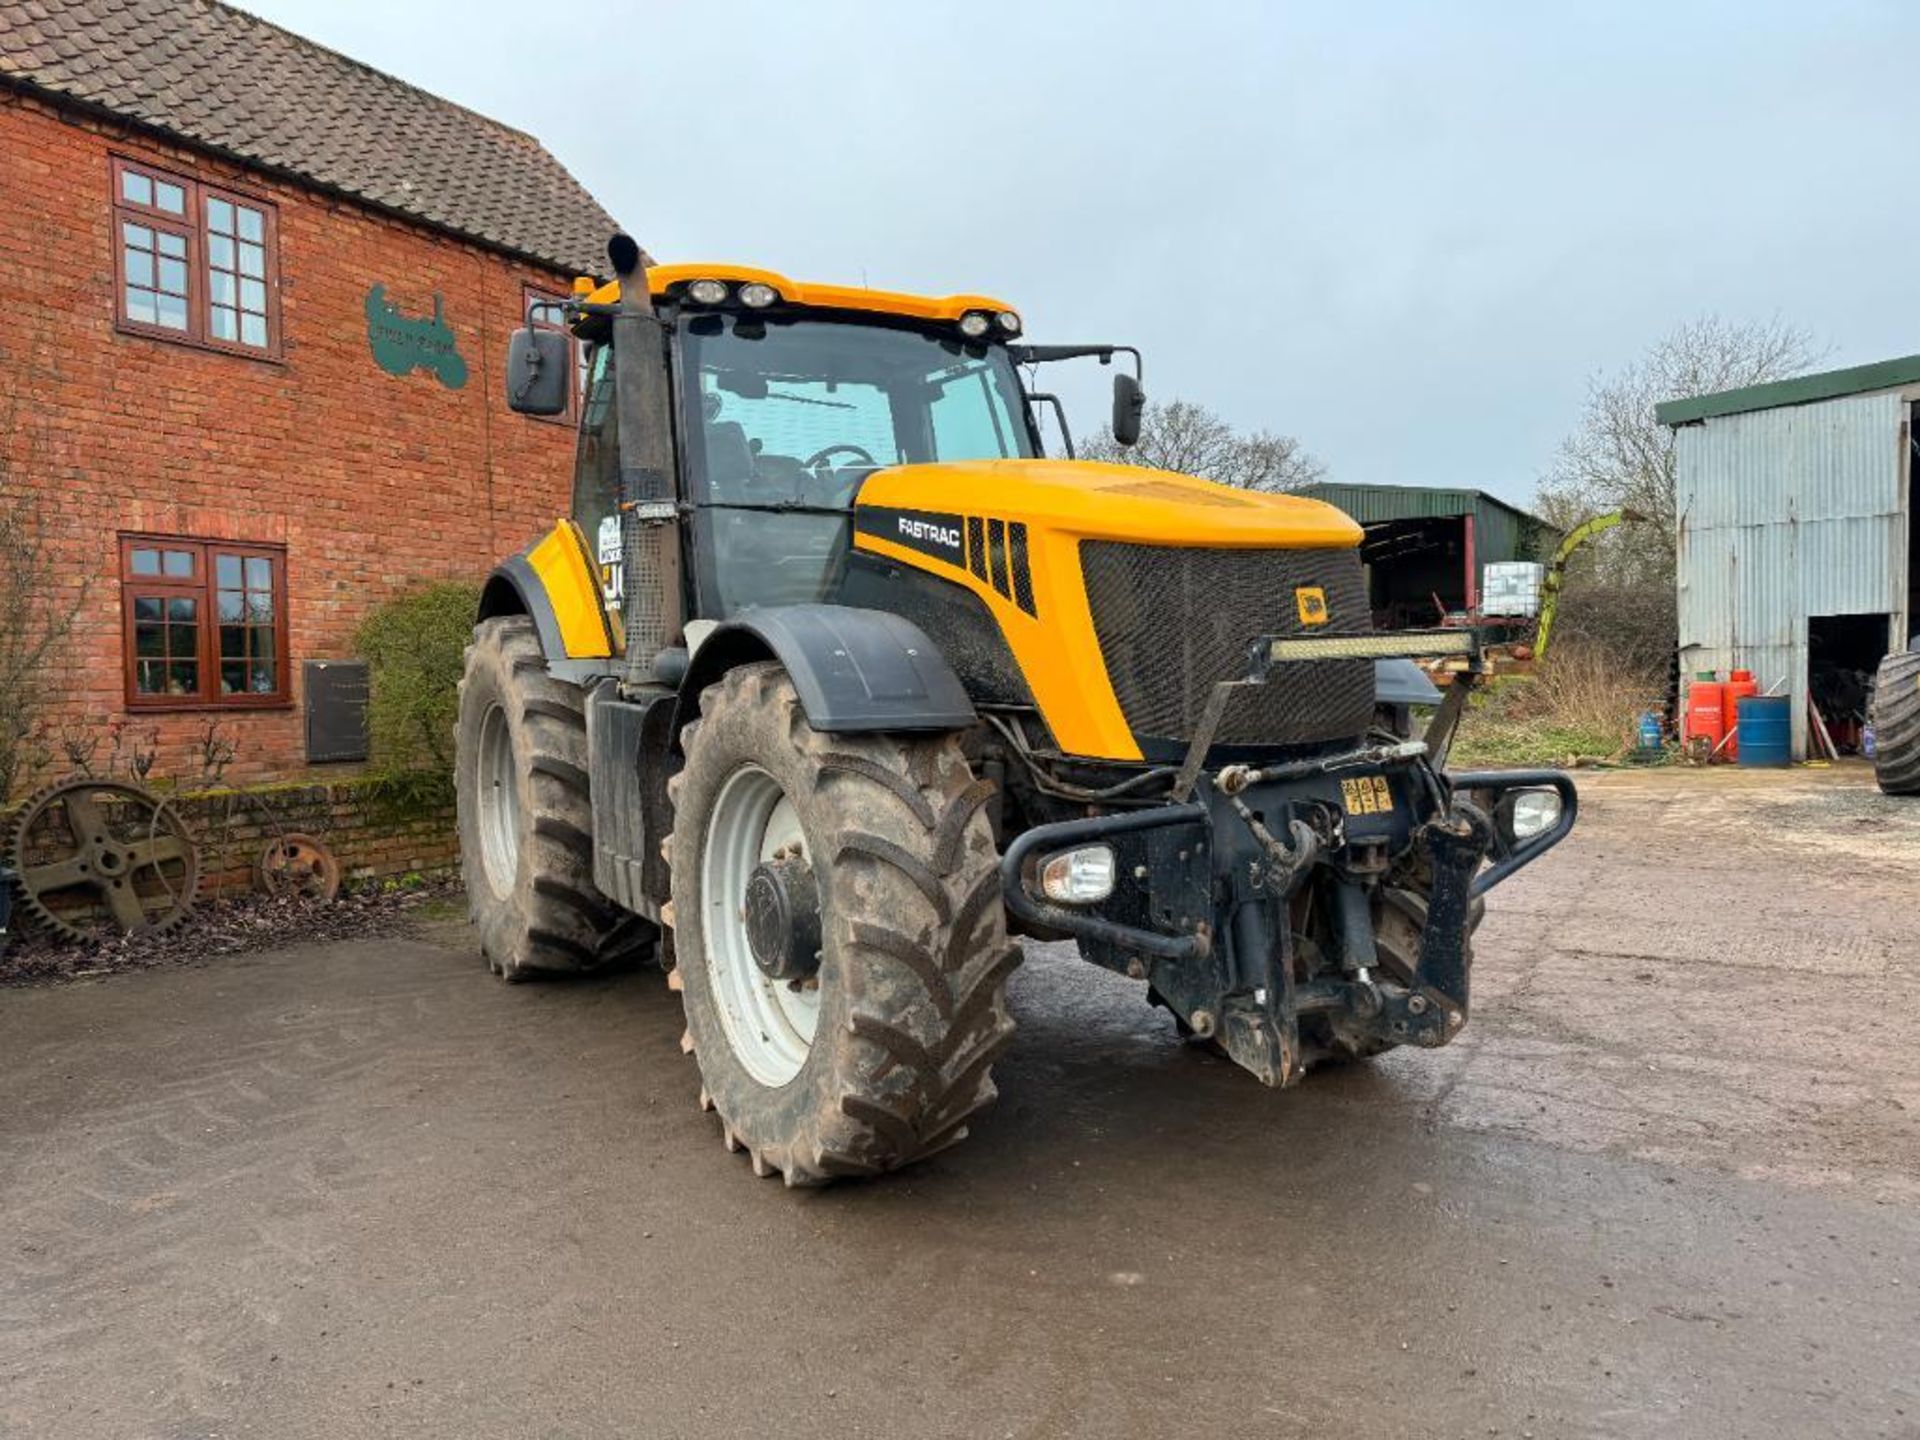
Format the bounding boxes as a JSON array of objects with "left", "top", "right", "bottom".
[{"left": 1808, "top": 613, "right": 1890, "bottom": 754}]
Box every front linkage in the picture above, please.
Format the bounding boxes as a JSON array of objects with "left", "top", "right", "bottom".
[{"left": 1002, "top": 630, "right": 1577, "bottom": 1088}]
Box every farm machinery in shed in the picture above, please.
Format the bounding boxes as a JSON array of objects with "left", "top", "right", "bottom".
[{"left": 455, "top": 234, "right": 1576, "bottom": 1184}]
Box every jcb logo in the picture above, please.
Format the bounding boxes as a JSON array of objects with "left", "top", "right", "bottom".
[{"left": 1295, "top": 586, "right": 1329, "bottom": 627}]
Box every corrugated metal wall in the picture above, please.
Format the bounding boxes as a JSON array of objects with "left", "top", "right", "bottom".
[{"left": 1674, "top": 389, "right": 1911, "bottom": 758}]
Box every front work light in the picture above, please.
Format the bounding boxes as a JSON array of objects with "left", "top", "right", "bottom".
[
  {"left": 1039, "top": 845, "right": 1115, "bottom": 905},
  {"left": 1508, "top": 790, "right": 1562, "bottom": 840},
  {"left": 739, "top": 282, "right": 779, "bottom": 309},
  {"left": 686, "top": 278, "right": 730, "bottom": 305},
  {"left": 996, "top": 310, "right": 1022, "bottom": 335},
  {"left": 959, "top": 311, "right": 992, "bottom": 338}
]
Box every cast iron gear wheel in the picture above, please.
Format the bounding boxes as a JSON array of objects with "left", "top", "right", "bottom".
[
  {"left": 257, "top": 832, "right": 342, "bottom": 900},
  {"left": 456, "top": 615, "right": 649, "bottom": 980},
  {"left": 666, "top": 662, "right": 1020, "bottom": 1186},
  {"left": 6, "top": 777, "right": 199, "bottom": 941},
  {"left": 1869, "top": 649, "right": 1920, "bottom": 796}
]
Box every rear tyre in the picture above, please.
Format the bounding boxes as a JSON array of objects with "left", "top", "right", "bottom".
[
  {"left": 668, "top": 662, "right": 1019, "bottom": 1185},
  {"left": 1870, "top": 649, "right": 1920, "bottom": 796},
  {"left": 456, "top": 616, "right": 637, "bottom": 980}
]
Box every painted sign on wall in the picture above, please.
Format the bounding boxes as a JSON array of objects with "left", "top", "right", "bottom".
[{"left": 364, "top": 284, "right": 468, "bottom": 389}]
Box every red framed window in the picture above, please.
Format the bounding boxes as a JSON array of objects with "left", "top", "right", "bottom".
[
  {"left": 120, "top": 536, "right": 290, "bottom": 709},
  {"left": 112, "top": 157, "right": 281, "bottom": 358},
  {"left": 523, "top": 286, "right": 589, "bottom": 422}
]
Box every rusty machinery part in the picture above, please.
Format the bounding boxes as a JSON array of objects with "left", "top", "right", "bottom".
[
  {"left": 257, "top": 832, "right": 343, "bottom": 901},
  {"left": 6, "top": 777, "right": 199, "bottom": 942}
]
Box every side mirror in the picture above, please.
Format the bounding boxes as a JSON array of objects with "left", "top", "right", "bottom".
[
  {"left": 505, "top": 326, "right": 570, "bottom": 416},
  {"left": 1111, "top": 373, "right": 1145, "bottom": 448}
]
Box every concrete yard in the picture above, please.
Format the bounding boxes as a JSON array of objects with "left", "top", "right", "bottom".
[{"left": 2, "top": 766, "right": 1916, "bottom": 1439}]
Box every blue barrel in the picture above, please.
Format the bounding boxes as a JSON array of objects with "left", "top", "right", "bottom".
[{"left": 1736, "top": 695, "right": 1791, "bottom": 767}]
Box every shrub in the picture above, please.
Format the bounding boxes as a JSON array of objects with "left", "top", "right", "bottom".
[
  {"left": 1448, "top": 642, "right": 1667, "bottom": 768},
  {"left": 355, "top": 582, "right": 479, "bottom": 808}
]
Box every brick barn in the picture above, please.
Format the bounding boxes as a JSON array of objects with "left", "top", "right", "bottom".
[{"left": 0, "top": 0, "right": 617, "bottom": 807}]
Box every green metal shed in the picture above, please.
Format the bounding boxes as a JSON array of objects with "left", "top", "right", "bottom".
[{"left": 1295, "top": 483, "right": 1555, "bottom": 625}]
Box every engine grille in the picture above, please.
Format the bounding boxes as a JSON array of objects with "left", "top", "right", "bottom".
[{"left": 1080, "top": 542, "right": 1376, "bottom": 749}]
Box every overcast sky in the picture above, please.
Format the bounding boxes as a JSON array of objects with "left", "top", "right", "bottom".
[{"left": 241, "top": 0, "right": 1918, "bottom": 507}]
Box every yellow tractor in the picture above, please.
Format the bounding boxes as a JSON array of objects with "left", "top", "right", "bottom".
[{"left": 460, "top": 235, "right": 1575, "bottom": 1184}]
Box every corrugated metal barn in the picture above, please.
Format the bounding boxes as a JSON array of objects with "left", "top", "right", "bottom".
[
  {"left": 1658, "top": 357, "right": 1919, "bottom": 759},
  {"left": 1297, "top": 483, "right": 1554, "bottom": 627}
]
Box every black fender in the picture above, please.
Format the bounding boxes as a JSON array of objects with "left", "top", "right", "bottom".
[
  {"left": 1375, "top": 658, "right": 1442, "bottom": 707},
  {"left": 478, "top": 556, "right": 567, "bottom": 661},
  {"left": 675, "top": 604, "right": 976, "bottom": 739}
]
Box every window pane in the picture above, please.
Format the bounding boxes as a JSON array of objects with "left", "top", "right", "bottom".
[
  {"left": 154, "top": 181, "right": 185, "bottom": 215},
  {"left": 214, "top": 554, "right": 241, "bottom": 587},
  {"left": 252, "top": 626, "right": 275, "bottom": 659},
  {"left": 162, "top": 549, "right": 193, "bottom": 577},
  {"left": 166, "top": 596, "right": 196, "bottom": 623},
  {"left": 131, "top": 549, "right": 161, "bottom": 577},
  {"left": 240, "top": 313, "right": 268, "bottom": 348},
  {"left": 210, "top": 306, "right": 238, "bottom": 342},
  {"left": 157, "top": 231, "right": 186, "bottom": 259},
  {"left": 239, "top": 278, "right": 266, "bottom": 312},
  {"left": 220, "top": 623, "right": 246, "bottom": 657},
  {"left": 155, "top": 292, "right": 188, "bottom": 330},
  {"left": 136, "top": 660, "right": 165, "bottom": 694},
  {"left": 167, "top": 661, "right": 198, "bottom": 694},
  {"left": 244, "top": 556, "right": 272, "bottom": 589},
  {"left": 218, "top": 592, "right": 244, "bottom": 624},
  {"left": 220, "top": 661, "right": 247, "bottom": 694},
  {"left": 237, "top": 206, "right": 264, "bottom": 243},
  {"left": 238, "top": 242, "right": 265, "bottom": 279},
  {"left": 123, "top": 221, "right": 152, "bottom": 250},
  {"left": 208, "top": 233, "right": 234, "bottom": 270},
  {"left": 249, "top": 660, "right": 275, "bottom": 693},
  {"left": 157, "top": 258, "right": 187, "bottom": 295},
  {"left": 209, "top": 270, "right": 235, "bottom": 305},
  {"left": 121, "top": 170, "right": 153, "bottom": 206},
  {"left": 125, "top": 250, "right": 154, "bottom": 287},
  {"left": 132, "top": 595, "right": 161, "bottom": 620},
  {"left": 207, "top": 197, "right": 233, "bottom": 234},
  {"left": 126, "top": 289, "right": 158, "bottom": 324},
  {"left": 136, "top": 623, "right": 165, "bottom": 658}
]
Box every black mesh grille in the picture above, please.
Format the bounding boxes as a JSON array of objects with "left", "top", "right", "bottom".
[{"left": 1080, "top": 542, "right": 1376, "bottom": 748}]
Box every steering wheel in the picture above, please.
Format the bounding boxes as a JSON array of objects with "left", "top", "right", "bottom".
[{"left": 804, "top": 443, "right": 879, "bottom": 474}]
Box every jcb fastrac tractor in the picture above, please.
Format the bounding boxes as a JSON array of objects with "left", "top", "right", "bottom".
[{"left": 460, "top": 234, "right": 1575, "bottom": 1185}]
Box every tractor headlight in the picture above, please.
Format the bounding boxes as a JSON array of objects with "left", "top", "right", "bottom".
[
  {"left": 958, "top": 311, "right": 992, "bottom": 339},
  {"left": 1507, "top": 790, "right": 1563, "bottom": 841},
  {"left": 1039, "top": 845, "right": 1115, "bottom": 905},
  {"left": 686, "top": 278, "right": 730, "bottom": 305},
  {"left": 739, "top": 282, "right": 779, "bottom": 309},
  {"left": 996, "top": 310, "right": 1022, "bottom": 335}
]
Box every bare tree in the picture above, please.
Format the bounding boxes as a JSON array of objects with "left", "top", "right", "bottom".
[
  {"left": 1533, "top": 315, "right": 1824, "bottom": 668},
  {"left": 1081, "top": 399, "right": 1326, "bottom": 492},
  {"left": 1537, "top": 315, "right": 1824, "bottom": 552}
]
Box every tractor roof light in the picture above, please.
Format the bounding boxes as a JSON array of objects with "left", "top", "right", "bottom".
[
  {"left": 996, "top": 310, "right": 1022, "bottom": 335},
  {"left": 958, "top": 311, "right": 992, "bottom": 339},
  {"left": 738, "top": 281, "right": 780, "bottom": 309},
  {"left": 686, "top": 278, "right": 731, "bottom": 305}
]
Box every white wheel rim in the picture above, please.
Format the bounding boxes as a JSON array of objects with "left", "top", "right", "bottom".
[
  {"left": 701, "top": 764, "right": 820, "bottom": 1087},
  {"left": 476, "top": 703, "right": 520, "bottom": 899}
]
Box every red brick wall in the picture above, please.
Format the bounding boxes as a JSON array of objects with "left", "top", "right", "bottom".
[{"left": 0, "top": 88, "right": 588, "bottom": 796}]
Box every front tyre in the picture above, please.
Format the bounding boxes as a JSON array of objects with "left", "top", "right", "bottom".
[
  {"left": 668, "top": 663, "right": 1018, "bottom": 1185},
  {"left": 455, "top": 616, "right": 633, "bottom": 979}
]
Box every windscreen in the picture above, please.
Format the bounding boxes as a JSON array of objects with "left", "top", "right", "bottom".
[{"left": 678, "top": 314, "right": 1035, "bottom": 613}]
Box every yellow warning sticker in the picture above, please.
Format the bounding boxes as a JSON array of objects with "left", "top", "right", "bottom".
[
  {"left": 1296, "top": 586, "right": 1329, "bottom": 627},
  {"left": 1340, "top": 775, "right": 1395, "bottom": 815}
]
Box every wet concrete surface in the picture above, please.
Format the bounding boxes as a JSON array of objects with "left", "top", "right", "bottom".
[{"left": 2, "top": 766, "right": 1917, "bottom": 1438}]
